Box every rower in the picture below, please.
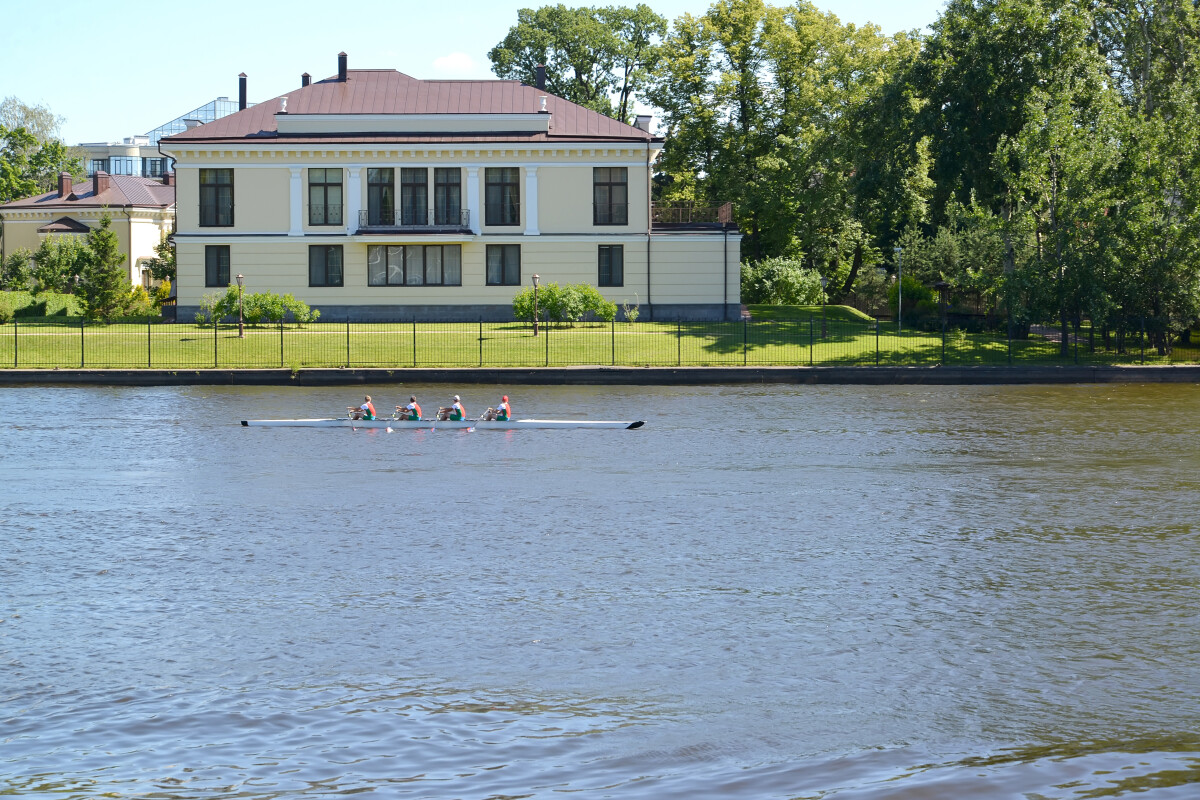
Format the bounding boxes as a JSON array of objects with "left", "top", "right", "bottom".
[
  {"left": 485, "top": 395, "right": 511, "bottom": 421},
  {"left": 396, "top": 395, "right": 422, "bottom": 421},
  {"left": 438, "top": 395, "right": 465, "bottom": 421},
  {"left": 349, "top": 395, "right": 376, "bottom": 420}
]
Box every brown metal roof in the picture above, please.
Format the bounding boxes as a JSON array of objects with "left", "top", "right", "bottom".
[
  {"left": 162, "top": 69, "right": 657, "bottom": 145},
  {"left": 0, "top": 175, "right": 175, "bottom": 211},
  {"left": 37, "top": 217, "right": 92, "bottom": 233}
]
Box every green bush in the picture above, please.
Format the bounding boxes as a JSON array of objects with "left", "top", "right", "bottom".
[
  {"left": 15, "top": 299, "right": 48, "bottom": 318},
  {"left": 513, "top": 282, "right": 616, "bottom": 324},
  {"left": 888, "top": 275, "right": 941, "bottom": 330},
  {"left": 0, "top": 304, "right": 11, "bottom": 324},
  {"left": 741, "top": 257, "right": 826, "bottom": 305}
]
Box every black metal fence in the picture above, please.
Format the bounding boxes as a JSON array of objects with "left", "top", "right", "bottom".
[{"left": 0, "top": 315, "right": 1189, "bottom": 369}]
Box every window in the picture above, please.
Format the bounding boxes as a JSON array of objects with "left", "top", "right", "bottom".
[
  {"left": 594, "top": 167, "right": 628, "bottom": 225},
  {"left": 367, "top": 168, "right": 394, "bottom": 226},
  {"left": 400, "top": 168, "right": 428, "bottom": 226},
  {"left": 205, "top": 245, "right": 230, "bottom": 287},
  {"left": 368, "top": 245, "right": 462, "bottom": 286},
  {"left": 109, "top": 156, "right": 137, "bottom": 176},
  {"left": 143, "top": 158, "right": 165, "bottom": 178},
  {"left": 308, "top": 168, "right": 343, "bottom": 226},
  {"left": 485, "top": 167, "right": 520, "bottom": 226},
  {"left": 599, "top": 245, "right": 623, "bottom": 286},
  {"left": 486, "top": 244, "right": 520, "bottom": 286},
  {"left": 200, "top": 169, "right": 234, "bottom": 227},
  {"left": 309, "top": 245, "right": 344, "bottom": 287},
  {"left": 434, "top": 167, "right": 461, "bottom": 225},
  {"left": 90, "top": 159, "right": 106, "bottom": 176}
]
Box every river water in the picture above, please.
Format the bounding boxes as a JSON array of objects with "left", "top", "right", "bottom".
[{"left": 2, "top": 382, "right": 1199, "bottom": 799}]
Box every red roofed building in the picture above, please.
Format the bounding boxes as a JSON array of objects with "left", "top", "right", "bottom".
[
  {"left": 0, "top": 171, "right": 175, "bottom": 288},
  {"left": 161, "top": 54, "right": 740, "bottom": 321}
]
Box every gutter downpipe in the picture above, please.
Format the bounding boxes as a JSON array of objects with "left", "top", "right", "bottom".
[{"left": 724, "top": 226, "right": 728, "bottom": 320}]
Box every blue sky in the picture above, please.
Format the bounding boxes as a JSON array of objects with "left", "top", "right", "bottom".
[{"left": 1, "top": 0, "right": 948, "bottom": 146}]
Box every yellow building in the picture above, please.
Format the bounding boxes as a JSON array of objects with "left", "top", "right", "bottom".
[
  {"left": 0, "top": 172, "right": 175, "bottom": 288},
  {"left": 161, "top": 54, "right": 741, "bottom": 321}
]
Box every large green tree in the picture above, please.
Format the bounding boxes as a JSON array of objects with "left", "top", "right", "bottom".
[
  {"left": 488, "top": 4, "right": 666, "bottom": 120},
  {"left": 78, "top": 217, "right": 129, "bottom": 321}
]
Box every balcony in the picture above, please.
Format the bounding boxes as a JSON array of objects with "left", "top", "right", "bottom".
[
  {"left": 651, "top": 201, "right": 736, "bottom": 230},
  {"left": 357, "top": 208, "right": 471, "bottom": 232}
]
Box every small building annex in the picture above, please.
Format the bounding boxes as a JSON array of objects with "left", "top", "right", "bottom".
[
  {"left": 0, "top": 171, "right": 175, "bottom": 288},
  {"left": 160, "top": 53, "right": 741, "bottom": 322}
]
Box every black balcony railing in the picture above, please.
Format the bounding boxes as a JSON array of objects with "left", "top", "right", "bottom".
[
  {"left": 358, "top": 208, "right": 470, "bottom": 231},
  {"left": 651, "top": 202, "right": 735, "bottom": 226}
]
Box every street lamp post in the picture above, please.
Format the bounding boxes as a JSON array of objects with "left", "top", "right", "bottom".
[
  {"left": 532, "top": 274, "right": 540, "bottom": 337},
  {"left": 235, "top": 273, "right": 245, "bottom": 338},
  {"left": 893, "top": 246, "right": 903, "bottom": 333}
]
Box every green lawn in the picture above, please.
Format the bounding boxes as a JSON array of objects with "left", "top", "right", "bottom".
[{"left": 0, "top": 311, "right": 1186, "bottom": 369}]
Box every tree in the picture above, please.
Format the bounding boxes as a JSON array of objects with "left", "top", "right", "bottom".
[
  {"left": 78, "top": 217, "right": 129, "bottom": 321},
  {"left": 489, "top": 4, "right": 666, "bottom": 120},
  {"left": 31, "top": 235, "right": 88, "bottom": 295},
  {"left": 142, "top": 233, "right": 176, "bottom": 282},
  {"left": 1, "top": 126, "right": 82, "bottom": 201},
  {"left": 2, "top": 248, "right": 33, "bottom": 290},
  {"left": 0, "top": 97, "right": 66, "bottom": 144}
]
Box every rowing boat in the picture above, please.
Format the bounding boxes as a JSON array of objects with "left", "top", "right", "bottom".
[{"left": 241, "top": 418, "right": 644, "bottom": 430}]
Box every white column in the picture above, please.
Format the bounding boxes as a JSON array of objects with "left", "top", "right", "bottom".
[
  {"left": 288, "top": 167, "right": 303, "bottom": 235},
  {"left": 466, "top": 166, "right": 481, "bottom": 234},
  {"left": 345, "top": 167, "right": 362, "bottom": 232},
  {"left": 524, "top": 166, "right": 539, "bottom": 235}
]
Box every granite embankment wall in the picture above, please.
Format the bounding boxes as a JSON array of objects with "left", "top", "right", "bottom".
[{"left": 1, "top": 365, "right": 1198, "bottom": 386}]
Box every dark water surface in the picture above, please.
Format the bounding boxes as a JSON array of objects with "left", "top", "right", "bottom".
[{"left": 3, "top": 383, "right": 1199, "bottom": 799}]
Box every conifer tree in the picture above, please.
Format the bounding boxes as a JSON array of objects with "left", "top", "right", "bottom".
[{"left": 79, "top": 217, "right": 128, "bottom": 321}]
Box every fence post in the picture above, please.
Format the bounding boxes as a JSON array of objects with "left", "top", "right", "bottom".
[
  {"left": 809, "top": 317, "right": 814, "bottom": 366},
  {"left": 941, "top": 318, "right": 946, "bottom": 365},
  {"left": 147, "top": 319, "right": 152, "bottom": 368},
  {"left": 611, "top": 317, "right": 615, "bottom": 366},
  {"left": 1007, "top": 323, "right": 1012, "bottom": 365},
  {"left": 1074, "top": 322, "right": 1079, "bottom": 365},
  {"left": 478, "top": 318, "right": 483, "bottom": 367},
  {"left": 213, "top": 318, "right": 218, "bottom": 368},
  {"left": 412, "top": 319, "right": 417, "bottom": 367},
  {"left": 1140, "top": 316, "right": 1145, "bottom": 364},
  {"left": 743, "top": 318, "right": 748, "bottom": 366},
  {"left": 80, "top": 316, "right": 85, "bottom": 368},
  {"left": 544, "top": 312, "right": 549, "bottom": 367},
  {"left": 676, "top": 320, "right": 681, "bottom": 366},
  {"left": 345, "top": 318, "right": 351, "bottom": 368},
  {"left": 279, "top": 319, "right": 284, "bottom": 368},
  {"left": 13, "top": 316, "right": 17, "bottom": 368},
  {"left": 875, "top": 319, "right": 880, "bottom": 365}
]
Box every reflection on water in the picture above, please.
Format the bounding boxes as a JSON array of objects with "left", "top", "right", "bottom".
[{"left": 2, "top": 382, "right": 1199, "bottom": 798}]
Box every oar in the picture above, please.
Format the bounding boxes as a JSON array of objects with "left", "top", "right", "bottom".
[{"left": 466, "top": 411, "right": 488, "bottom": 433}]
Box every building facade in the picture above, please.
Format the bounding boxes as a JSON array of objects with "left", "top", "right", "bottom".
[
  {"left": 161, "top": 57, "right": 741, "bottom": 321},
  {"left": 81, "top": 97, "right": 246, "bottom": 178},
  {"left": 0, "top": 172, "right": 175, "bottom": 288}
]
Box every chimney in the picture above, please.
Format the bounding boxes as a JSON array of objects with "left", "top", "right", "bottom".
[
  {"left": 58, "top": 171, "right": 72, "bottom": 198},
  {"left": 301, "top": 72, "right": 311, "bottom": 87},
  {"left": 238, "top": 73, "right": 247, "bottom": 110},
  {"left": 94, "top": 171, "right": 111, "bottom": 195},
  {"left": 338, "top": 52, "right": 347, "bottom": 82},
  {"left": 634, "top": 114, "right": 653, "bottom": 133},
  {"left": 536, "top": 64, "right": 546, "bottom": 90},
  {"left": 163, "top": 172, "right": 175, "bottom": 186}
]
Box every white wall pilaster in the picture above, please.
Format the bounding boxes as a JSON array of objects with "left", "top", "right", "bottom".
[
  {"left": 466, "top": 166, "right": 481, "bottom": 234},
  {"left": 288, "top": 167, "right": 303, "bottom": 235},
  {"left": 524, "top": 166, "right": 540, "bottom": 235},
  {"left": 345, "top": 167, "right": 362, "bottom": 233}
]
